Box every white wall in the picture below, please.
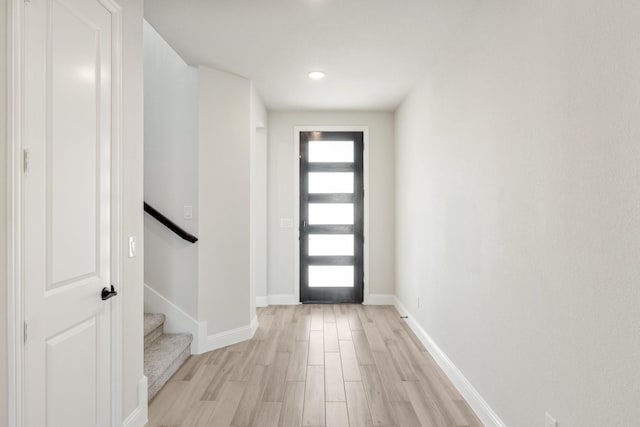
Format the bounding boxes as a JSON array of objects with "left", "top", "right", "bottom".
[
  {"left": 198, "top": 66, "right": 252, "bottom": 335},
  {"left": 250, "top": 86, "right": 268, "bottom": 308},
  {"left": 0, "top": 0, "right": 8, "bottom": 424},
  {"left": 119, "top": 0, "right": 146, "bottom": 421},
  {"left": 143, "top": 21, "right": 199, "bottom": 318},
  {"left": 267, "top": 111, "right": 395, "bottom": 300},
  {"left": 394, "top": 1, "right": 640, "bottom": 426},
  {"left": 143, "top": 33, "right": 266, "bottom": 346}
]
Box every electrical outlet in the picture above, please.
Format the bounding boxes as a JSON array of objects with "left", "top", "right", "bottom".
[{"left": 545, "top": 412, "right": 557, "bottom": 427}]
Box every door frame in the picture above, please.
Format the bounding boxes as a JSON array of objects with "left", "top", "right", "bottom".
[
  {"left": 6, "top": 0, "right": 124, "bottom": 425},
  {"left": 293, "top": 126, "right": 370, "bottom": 304}
]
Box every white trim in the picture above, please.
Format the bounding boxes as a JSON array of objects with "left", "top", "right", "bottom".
[
  {"left": 266, "top": 294, "right": 299, "bottom": 305},
  {"left": 394, "top": 298, "right": 507, "bottom": 427},
  {"left": 144, "top": 284, "right": 203, "bottom": 353},
  {"left": 363, "top": 294, "right": 396, "bottom": 305},
  {"left": 202, "top": 316, "right": 259, "bottom": 352},
  {"left": 7, "top": 1, "right": 23, "bottom": 425},
  {"left": 104, "top": 1, "right": 124, "bottom": 425},
  {"left": 121, "top": 376, "right": 148, "bottom": 427},
  {"left": 293, "top": 126, "right": 370, "bottom": 303},
  {"left": 258, "top": 294, "right": 303, "bottom": 306}
]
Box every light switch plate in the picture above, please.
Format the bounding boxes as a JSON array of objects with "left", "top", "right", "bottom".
[
  {"left": 184, "top": 205, "right": 193, "bottom": 220},
  {"left": 128, "top": 236, "right": 136, "bottom": 258}
]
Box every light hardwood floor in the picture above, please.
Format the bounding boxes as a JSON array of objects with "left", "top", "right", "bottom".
[{"left": 148, "top": 304, "right": 482, "bottom": 427}]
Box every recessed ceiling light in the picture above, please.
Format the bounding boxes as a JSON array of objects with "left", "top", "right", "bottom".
[{"left": 308, "top": 71, "right": 326, "bottom": 80}]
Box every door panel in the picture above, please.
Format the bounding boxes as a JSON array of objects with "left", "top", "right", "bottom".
[
  {"left": 46, "top": 318, "right": 98, "bottom": 427},
  {"left": 49, "top": 0, "right": 102, "bottom": 287},
  {"left": 23, "top": 0, "right": 115, "bottom": 425},
  {"left": 300, "top": 131, "right": 364, "bottom": 303}
]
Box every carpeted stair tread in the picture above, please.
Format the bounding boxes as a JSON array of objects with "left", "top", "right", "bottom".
[
  {"left": 144, "top": 313, "right": 166, "bottom": 349},
  {"left": 144, "top": 313, "right": 165, "bottom": 338},
  {"left": 144, "top": 333, "right": 192, "bottom": 400}
]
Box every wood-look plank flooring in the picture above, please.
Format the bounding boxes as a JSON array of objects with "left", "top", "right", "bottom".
[{"left": 148, "top": 305, "right": 483, "bottom": 427}]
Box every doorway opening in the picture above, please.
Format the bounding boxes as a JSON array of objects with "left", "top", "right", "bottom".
[{"left": 299, "top": 131, "right": 364, "bottom": 303}]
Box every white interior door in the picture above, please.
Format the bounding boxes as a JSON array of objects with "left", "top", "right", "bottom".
[{"left": 23, "top": 0, "right": 116, "bottom": 425}]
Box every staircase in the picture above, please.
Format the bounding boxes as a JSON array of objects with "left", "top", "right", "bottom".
[{"left": 144, "top": 313, "right": 193, "bottom": 401}]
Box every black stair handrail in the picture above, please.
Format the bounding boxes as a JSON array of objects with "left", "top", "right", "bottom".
[{"left": 144, "top": 202, "right": 198, "bottom": 243}]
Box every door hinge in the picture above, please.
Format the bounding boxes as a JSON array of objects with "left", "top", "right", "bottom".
[
  {"left": 24, "top": 321, "right": 29, "bottom": 343},
  {"left": 23, "top": 149, "right": 30, "bottom": 173}
]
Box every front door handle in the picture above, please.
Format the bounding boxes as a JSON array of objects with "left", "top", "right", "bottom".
[{"left": 101, "top": 285, "right": 118, "bottom": 301}]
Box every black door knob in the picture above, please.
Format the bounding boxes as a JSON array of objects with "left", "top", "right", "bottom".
[{"left": 101, "top": 285, "right": 118, "bottom": 301}]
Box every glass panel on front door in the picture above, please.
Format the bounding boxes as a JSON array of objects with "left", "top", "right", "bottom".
[
  {"left": 300, "top": 131, "right": 364, "bottom": 303},
  {"left": 308, "top": 235, "right": 354, "bottom": 256}
]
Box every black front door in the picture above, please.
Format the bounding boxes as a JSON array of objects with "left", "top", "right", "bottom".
[{"left": 299, "top": 131, "right": 364, "bottom": 303}]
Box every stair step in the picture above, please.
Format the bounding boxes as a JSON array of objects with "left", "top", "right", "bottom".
[
  {"left": 145, "top": 333, "right": 192, "bottom": 401},
  {"left": 144, "top": 313, "right": 165, "bottom": 348}
]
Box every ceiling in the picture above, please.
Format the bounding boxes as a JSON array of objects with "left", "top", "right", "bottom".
[{"left": 144, "top": 0, "right": 477, "bottom": 111}]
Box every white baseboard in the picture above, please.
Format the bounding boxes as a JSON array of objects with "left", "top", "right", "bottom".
[
  {"left": 144, "top": 284, "right": 205, "bottom": 354},
  {"left": 266, "top": 294, "right": 299, "bottom": 305},
  {"left": 364, "top": 293, "right": 396, "bottom": 305},
  {"left": 251, "top": 314, "right": 259, "bottom": 334},
  {"left": 260, "top": 293, "right": 393, "bottom": 306},
  {"left": 394, "top": 298, "right": 507, "bottom": 427},
  {"left": 145, "top": 284, "right": 262, "bottom": 355},
  {"left": 261, "top": 293, "right": 393, "bottom": 305},
  {"left": 202, "top": 315, "right": 259, "bottom": 352},
  {"left": 122, "top": 376, "right": 148, "bottom": 427}
]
